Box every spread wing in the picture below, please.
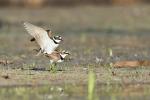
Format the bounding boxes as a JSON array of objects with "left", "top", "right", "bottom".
[
  {"left": 30, "top": 30, "right": 53, "bottom": 42},
  {"left": 23, "top": 22, "right": 54, "bottom": 53}
]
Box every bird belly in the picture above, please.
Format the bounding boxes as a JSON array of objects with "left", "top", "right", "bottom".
[{"left": 57, "top": 59, "right": 63, "bottom": 63}]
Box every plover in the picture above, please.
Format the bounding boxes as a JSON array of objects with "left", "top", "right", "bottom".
[
  {"left": 23, "top": 22, "right": 63, "bottom": 55},
  {"left": 45, "top": 50, "right": 70, "bottom": 64}
]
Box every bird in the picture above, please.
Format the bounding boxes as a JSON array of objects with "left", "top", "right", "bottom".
[
  {"left": 45, "top": 50, "right": 70, "bottom": 64},
  {"left": 23, "top": 22, "right": 70, "bottom": 67},
  {"left": 23, "top": 22, "right": 63, "bottom": 55},
  {"left": 45, "top": 50, "right": 70, "bottom": 71}
]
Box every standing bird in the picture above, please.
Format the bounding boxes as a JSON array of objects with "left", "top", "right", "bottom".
[
  {"left": 45, "top": 50, "right": 70, "bottom": 64},
  {"left": 44, "top": 50, "right": 70, "bottom": 71},
  {"left": 23, "top": 22, "right": 63, "bottom": 55}
]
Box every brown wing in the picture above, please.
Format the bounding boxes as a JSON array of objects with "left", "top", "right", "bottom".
[{"left": 46, "top": 51, "right": 60, "bottom": 61}]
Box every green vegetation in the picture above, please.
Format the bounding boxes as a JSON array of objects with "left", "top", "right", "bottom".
[
  {"left": 49, "top": 63, "right": 57, "bottom": 73},
  {"left": 88, "top": 71, "right": 96, "bottom": 100},
  {"left": 108, "top": 48, "right": 113, "bottom": 57}
]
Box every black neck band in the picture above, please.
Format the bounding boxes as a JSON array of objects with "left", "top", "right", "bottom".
[
  {"left": 60, "top": 55, "right": 64, "bottom": 60},
  {"left": 52, "top": 38, "right": 59, "bottom": 44}
]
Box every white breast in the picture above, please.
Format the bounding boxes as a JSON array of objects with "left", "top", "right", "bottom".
[{"left": 42, "top": 38, "right": 59, "bottom": 54}]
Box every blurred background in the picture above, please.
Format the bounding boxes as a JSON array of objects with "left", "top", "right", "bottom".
[
  {"left": 0, "top": 0, "right": 150, "bottom": 7},
  {"left": 0, "top": 0, "right": 150, "bottom": 34}
]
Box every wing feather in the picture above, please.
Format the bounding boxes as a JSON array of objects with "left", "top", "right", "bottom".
[
  {"left": 23, "top": 22, "right": 54, "bottom": 53},
  {"left": 47, "top": 51, "right": 60, "bottom": 61}
]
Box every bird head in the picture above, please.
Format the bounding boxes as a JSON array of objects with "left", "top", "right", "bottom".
[
  {"left": 53, "top": 35, "right": 63, "bottom": 44},
  {"left": 60, "top": 50, "right": 70, "bottom": 58}
]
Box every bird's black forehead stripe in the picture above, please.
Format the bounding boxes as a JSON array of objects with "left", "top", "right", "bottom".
[
  {"left": 54, "top": 36, "right": 62, "bottom": 40},
  {"left": 52, "top": 37, "right": 59, "bottom": 44}
]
